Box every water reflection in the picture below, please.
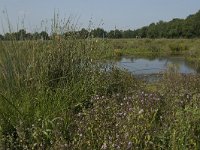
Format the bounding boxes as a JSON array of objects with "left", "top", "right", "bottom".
[{"left": 116, "top": 56, "right": 198, "bottom": 75}]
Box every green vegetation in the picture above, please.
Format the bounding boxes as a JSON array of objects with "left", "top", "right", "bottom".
[
  {"left": 0, "top": 34, "right": 111, "bottom": 149},
  {"left": 134, "top": 10, "right": 200, "bottom": 38},
  {"left": 0, "top": 35, "right": 200, "bottom": 149},
  {"left": 0, "top": 12, "right": 200, "bottom": 149},
  {"left": 106, "top": 39, "right": 200, "bottom": 68}
]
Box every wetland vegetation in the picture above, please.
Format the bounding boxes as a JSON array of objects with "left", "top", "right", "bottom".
[
  {"left": 0, "top": 11, "right": 200, "bottom": 149},
  {"left": 1, "top": 37, "right": 200, "bottom": 149}
]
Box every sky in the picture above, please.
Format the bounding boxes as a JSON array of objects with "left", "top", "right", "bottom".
[{"left": 0, "top": 0, "right": 200, "bottom": 33}]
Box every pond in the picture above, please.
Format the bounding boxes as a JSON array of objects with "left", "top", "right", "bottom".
[{"left": 116, "top": 56, "right": 198, "bottom": 81}]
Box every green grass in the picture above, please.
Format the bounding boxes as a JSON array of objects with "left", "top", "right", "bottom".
[
  {"left": 0, "top": 35, "right": 200, "bottom": 149},
  {"left": 106, "top": 38, "right": 200, "bottom": 61}
]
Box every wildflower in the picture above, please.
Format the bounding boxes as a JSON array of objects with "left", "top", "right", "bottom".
[
  {"left": 106, "top": 106, "right": 110, "bottom": 109},
  {"left": 127, "top": 141, "right": 133, "bottom": 149},
  {"left": 123, "top": 97, "right": 127, "bottom": 100},
  {"left": 77, "top": 113, "right": 81, "bottom": 117},
  {"left": 138, "top": 109, "right": 144, "bottom": 114},
  {"left": 129, "top": 108, "right": 133, "bottom": 111},
  {"left": 117, "top": 112, "right": 123, "bottom": 117},
  {"left": 101, "top": 142, "right": 107, "bottom": 149}
]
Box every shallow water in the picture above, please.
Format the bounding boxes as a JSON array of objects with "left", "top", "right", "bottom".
[{"left": 117, "top": 56, "right": 197, "bottom": 75}]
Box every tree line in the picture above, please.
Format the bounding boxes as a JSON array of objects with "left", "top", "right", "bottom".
[
  {"left": 0, "top": 10, "right": 200, "bottom": 40},
  {"left": 0, "top": 29, "right": 50, "bottom": 41},
  {"left": 134, "top": 10, "right": 200, "bottom": 38},
  {"left": 0, "top": 28, "right": 129, "bottom": 40}
]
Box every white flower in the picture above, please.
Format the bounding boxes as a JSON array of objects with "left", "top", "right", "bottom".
[
  {"left": 138, "top": 109, "right": 144, "bottom": 114},
  {"left": 101, "top": 143, "right": 107, "bottom": 149},
  {"left": 127, "top": 141, "right": 133, "bottom": 149}
]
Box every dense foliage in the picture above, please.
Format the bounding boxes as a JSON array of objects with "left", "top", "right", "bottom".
[{"left": 134, "top": 10, "right": 200, "bottom": 38}]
